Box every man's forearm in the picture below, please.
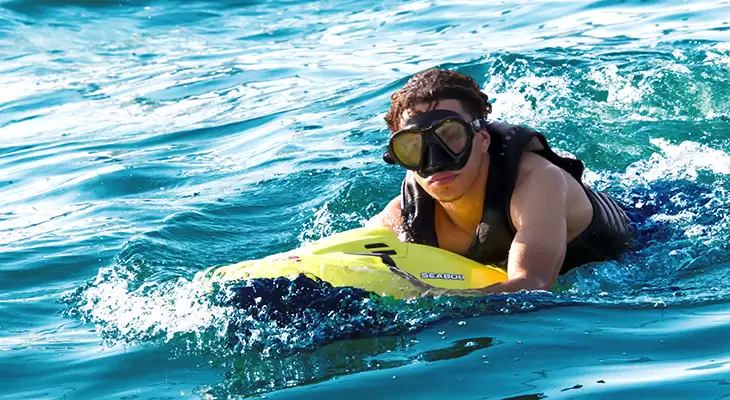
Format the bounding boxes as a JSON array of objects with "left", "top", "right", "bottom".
[
  {"left": 423, "top": 277, "right": 549, "bottom": 298},
  {"left": 478, "top": 276, "right": 551, "bottom": 294}
]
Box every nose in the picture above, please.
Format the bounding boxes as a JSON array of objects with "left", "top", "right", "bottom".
[{"left": 418, "top": 143, "right": 452, "bottom": 176}]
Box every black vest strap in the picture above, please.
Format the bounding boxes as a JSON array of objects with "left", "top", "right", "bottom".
[
  {"left": 400, "top": 173, "right": 437, "bottom": 246},
  {"left": 466, "top": 123, "right": 526, "bottom": 263}
]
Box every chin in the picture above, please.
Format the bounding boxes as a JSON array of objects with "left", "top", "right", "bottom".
[
  {"left": 428, "top": 182, "right": 467, "bottom": 202},
  {"left": 432, "top": 191, "right": 464, "bottom": 203}
]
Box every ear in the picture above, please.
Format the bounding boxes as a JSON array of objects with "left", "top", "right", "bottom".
[{"left": 479, "top": 129, "right": 491, "bottom": 153}]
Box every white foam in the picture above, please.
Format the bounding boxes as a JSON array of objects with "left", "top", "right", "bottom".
[
  {"left": 626, "top": 138, "right": 730, "bottom": 184},
  {"left": 75, "top": 266, "right": 232, "bottom": 345}
]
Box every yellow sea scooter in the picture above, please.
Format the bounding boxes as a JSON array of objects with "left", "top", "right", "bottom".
[{"left": 202, "top": 227, "right": 507, "bottom": 299}]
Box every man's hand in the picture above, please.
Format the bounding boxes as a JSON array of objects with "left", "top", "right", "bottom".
[{"left": 367, "top": 196, "right": 403, "bottom": 234}]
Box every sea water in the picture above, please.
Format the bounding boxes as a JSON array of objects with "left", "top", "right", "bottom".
[{"left": 1, "top": 0, "right": 730, "bottom": 399}]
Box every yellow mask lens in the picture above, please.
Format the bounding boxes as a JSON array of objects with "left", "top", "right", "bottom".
[{"left": 391, "top": 131, "right": 422, "bottom": 168}]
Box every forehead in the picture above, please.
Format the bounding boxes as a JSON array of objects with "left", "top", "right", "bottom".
[{"left": 399, "top": 99, "right": 470, "bottom": 127}]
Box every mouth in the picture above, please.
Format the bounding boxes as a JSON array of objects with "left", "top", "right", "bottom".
[{"left": 427, "top": 172, "right": 457, "bottom": 185}]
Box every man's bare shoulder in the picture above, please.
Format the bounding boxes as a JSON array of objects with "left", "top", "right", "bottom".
[
  {"left": 512, "top": 150, "right": 593, "bottom": 239},
  {"left": 515, "top": 150, "right": 561, "bottom": 185}
]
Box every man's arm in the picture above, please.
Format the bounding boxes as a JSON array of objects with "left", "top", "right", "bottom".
[
  {"left": 479, "top": 164, "right": 569, "bottom": 293},
  {"left": 367, "top": 196, "right": 403, "bottom": 234}
]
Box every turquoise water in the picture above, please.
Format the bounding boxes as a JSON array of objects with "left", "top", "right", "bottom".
[{"left": 2, "top": 0, "right": 730, "bottom": 398}]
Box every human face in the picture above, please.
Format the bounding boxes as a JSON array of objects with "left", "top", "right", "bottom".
[{"left": 399, "top": 99, "right": 490, "bottom": 202}]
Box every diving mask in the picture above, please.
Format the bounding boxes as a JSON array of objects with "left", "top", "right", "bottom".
[{"left": 383, "top": 110, "right": 486, "bottom": 176}]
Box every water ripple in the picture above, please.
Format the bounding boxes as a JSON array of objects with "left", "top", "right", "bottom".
[{"left": 2, "top": 0, "right": 730, "bottom": 398}]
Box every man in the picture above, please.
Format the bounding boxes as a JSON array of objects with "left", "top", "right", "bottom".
[{"left": 371, "top": 69, "right": 633, "bottom": 293}]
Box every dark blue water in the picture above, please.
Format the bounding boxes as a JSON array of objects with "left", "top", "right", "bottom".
[{"left": 2, "top": 0, "right": 730, "bottom": 398}]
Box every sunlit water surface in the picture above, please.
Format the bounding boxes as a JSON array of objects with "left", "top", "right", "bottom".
[{"left": 2, "top": 0, "right": 730, "bottom": 398}]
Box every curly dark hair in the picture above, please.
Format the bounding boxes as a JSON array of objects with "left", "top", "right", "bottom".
[{"left": 384, "top": 69, "right": 492, "bottom": 132}]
